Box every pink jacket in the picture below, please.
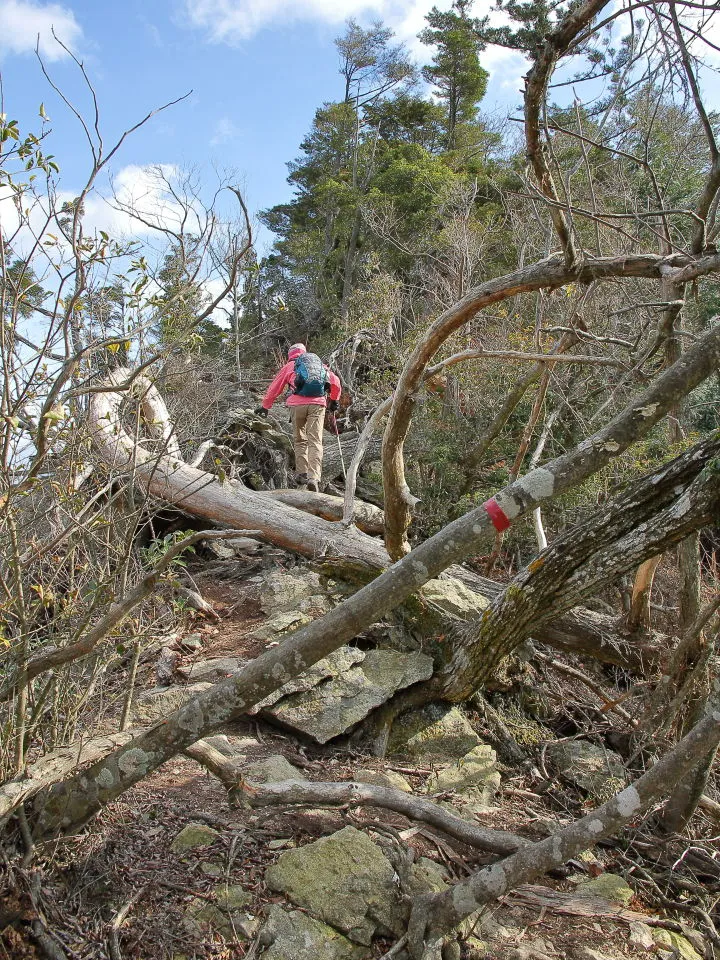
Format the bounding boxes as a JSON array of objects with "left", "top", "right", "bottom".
[{"left": 262, "top": 348, "right": 342, "bottom": 410}]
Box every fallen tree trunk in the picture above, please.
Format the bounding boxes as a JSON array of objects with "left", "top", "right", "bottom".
[
  {"left": 22, "top": 327, "right": 720, "bottom": 839},
  {"left": 265, "top": 488, "right": 384, "bottom": 535},
  {"left": 89, "top": 369, "right": 388, "bottom": 569},
  {"left": 185, "top": 738, "right": 525, "bottom": 856},
  {"left": 435, "top": 433, "right": 720, "bottom": 700},
  {"left": 406, "top": 707, "right": 720, "bottom": 958}
]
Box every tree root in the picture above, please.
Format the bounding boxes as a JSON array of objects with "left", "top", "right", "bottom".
[{"left": 185, "top": 738, "right": 526, "bottom": 856}]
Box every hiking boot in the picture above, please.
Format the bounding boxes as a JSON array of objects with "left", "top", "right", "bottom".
[
  {"left": 307, "top": 480, "right": 319, "bottom": 493},
  {"left": 294, "top": 472, "right": 308, "bottom": 487}
]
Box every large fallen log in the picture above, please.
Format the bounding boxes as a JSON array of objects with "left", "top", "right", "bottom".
[
  {"left": 89, "top": 369, "right": 665, "bottom": 674},
  {"left": 265, "top": 488, "right": 384, "bottom": 535},
  {"left": 89, "top": 369, "right": 388, "bottom": 569}
]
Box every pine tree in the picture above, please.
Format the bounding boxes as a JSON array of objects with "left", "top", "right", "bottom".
[{"left": 419, "top": 0, "right": 489, "bottom": 149}]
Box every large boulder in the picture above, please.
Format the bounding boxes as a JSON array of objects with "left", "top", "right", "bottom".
[
  {"left": 418, "top": 578, "right": 490, "bottom": 620},
  {"left": 264, "top": 650, "right": 433, "bottom": 744},
  {"left": 424, "top": 744, "right": 501, "bottom": 815},
  {"left": 130, "top": 682, "right": 212, "bottom": 724},
  {"left": 388, "top": 703, "right": 482, "bottom": 759},
  {"left": 265, "top": 826, "right": 406, "bottom": 945},
  {"left": 252, "top": 647, "right": 365, "bottom": 711},
  {"left": 259, "top": 905, "right": 369, "bottom": 960},
  {"left": 244, "top": 755, "right": 307, "bottom": 784},
  {"left": 178, "top": 657, "right": 245, "bottom": 682},
  {"left": 547, "top": 741, "right": 626, "bottom": 801}
]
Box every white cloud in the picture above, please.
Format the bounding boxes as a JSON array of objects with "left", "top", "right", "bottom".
[
  {"left": 83, "top": 164, "right": 204, "bottom": 238},
  {"left": 210, "top": 116, "right": 240, "bottom": 147},
  {"left": 0, "top": 0, "right": 82, "bottom": 61},
  {"left": 182, "top": 0, "right": 528, "bottom": 90},
  {"left": 0, "top": 164, "right": 203, "bottom": 263},
  {"left": 184, "top": 0, "right": 387, "bottom": 43}
]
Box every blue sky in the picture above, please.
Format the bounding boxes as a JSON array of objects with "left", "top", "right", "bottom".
[
  {"left": 1, "top": 0, "right": 718, "bottom": 257},
  {"left": 0, "top": 0, "right": 529, "bottom": 253}
]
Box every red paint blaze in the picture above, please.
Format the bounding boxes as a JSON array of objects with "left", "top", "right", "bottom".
[{"left": 483, "top": 498, "right": 511, "bottom": 532}]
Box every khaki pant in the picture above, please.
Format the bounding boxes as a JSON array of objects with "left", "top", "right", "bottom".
[{"left": 293, "top": 404, "right": 325, "bottom": 482}]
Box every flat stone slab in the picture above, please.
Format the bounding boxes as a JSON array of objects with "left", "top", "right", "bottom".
[
  {"left": 263, "top": 650, "right": 434, "bottom": 744},
  {"left": 252, "top": 647, "right": 365, "bottom": 712},
  {"left": 171, "top": 823, "right": 220, "bottom": 853},
  {"left": 178, "top": 657, "right": 245, "bottom": 682},
  {"left": 547, "top": 741, "right": 626, "bottom": 800},
  {"left": 388, "top": 703, "right": 482, "bottom": 759},
  {"left": 130, "top": 682, "right": 212, "bottom": 724},
  {"left": 245, "top": 755, "right": 307, "bottom": 784},
  {"left": 259, "top": 905, "right": 369, "bottom": 960},
  {"left": 265, "top": 826, "right": 405, "bottom": 945}
]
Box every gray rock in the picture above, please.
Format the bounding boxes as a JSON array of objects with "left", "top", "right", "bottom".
[
  {"left": 224, "top": 536, "right": 262, "bottom": 554},
  {"left": 130, "top": 682, "right": 212, "bottom": 724},
  {"left": 171, "top": 823, "right": 219, "bottom": 853},
  {"left": 354, "top": 768, "right": 412, "bottom": 792},
  {"left": 202, "top": 733, "right": 257, "bottom": 758},
  {"left": 265, "top": 826, "right": 405, "bottom": 945},
  {"left": 183, "top": 884, "right": 253, "bottom": 938},
  {"left": 424, "top": 745, "right": 501, "bottom": 815},
  {"left": 156, "top": 646, "right": 181, "bottom": 685},
  {"left": 259, "top": 905, "right": 369, "bottom": 960},
  {"left": 418, "top": 578, "right": 490, "bottom": 620},
  {"left": 572, "top": 949, "right": 624, "bottom": 960},
  {"left": 178, "top": 657, "right": 245, "bottom": 682},
  {"left": 652, "top": 929, "right": 704, "bottom": 960},
  {"left": 250, "top": 611, "right": 311, "bottom": 641},
  {"left": 252, "top": 647, "right": 365, "bottom": 711},
  {"left": 258, "top": 570, "right": 325, "bottom": 614},
  {"left": 388, "top": 703, "right": 482, "bottom": 759},
  {"left": 547, "top": 741, "right": 626, "bottom": 800},
  {"left": 406, "top": 857, "right": 450, "bottom": 897},
  {"left": 178, "top": 633, "right": 203, "bottom": 652},
  {"left": 264, "top": 650, "right": 434, "bottom": 744},
  {"left": 575, "top": 873, "right": 634, "bottom": 905},
  {"left": 425, "top": 745, "right": 499, "bottom": 795},
  {"left": 628, "top": 922, "right": 655, "bottom": 951},
  {"left": 244, "top": 755, "right": 307, "bottom": 784}
]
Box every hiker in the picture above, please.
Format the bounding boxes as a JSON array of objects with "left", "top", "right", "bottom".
[{"left": 256, "top": 344, "right": 341, "bottom": 492}]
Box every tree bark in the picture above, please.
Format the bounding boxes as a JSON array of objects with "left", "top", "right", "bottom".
[
  {"left": 382, "top": 250, "right": 720, "bottom": 559},
  {"left": 24, "top": 325, "right": 720, "bottom": 839},
  {"left": 406, "top": 708, "right": 720, "bottom": 957},
  {"left": 434, "top": 434, "right": 720, "bottom": 700},
  {"left": 89, "top": 369, "right": 388, "bottom": 569}
]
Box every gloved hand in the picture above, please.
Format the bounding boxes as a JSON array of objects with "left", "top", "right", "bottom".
[
  {"left": 328, "top": 399, "right": 339, "bottom": 413},
  {"left": 255, "top": 406, "right": 269, "bottom": 418}
]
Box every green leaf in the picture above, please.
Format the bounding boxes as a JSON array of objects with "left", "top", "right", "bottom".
[{"left": 39, "top": 102, "right": 49, "bottom": 121}]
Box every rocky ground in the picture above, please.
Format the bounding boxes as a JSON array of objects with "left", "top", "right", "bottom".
[{"left": 2, "top": 549, "right": 718, "bottom": 960}]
